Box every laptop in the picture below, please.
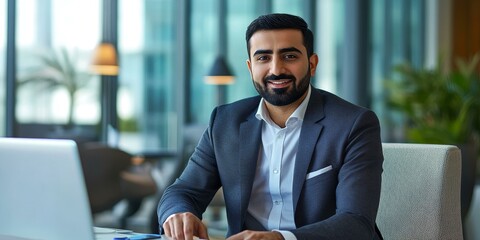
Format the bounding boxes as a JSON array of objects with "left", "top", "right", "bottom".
[{"left": 0, "top": 137, "right": 95, "bottom": 240}]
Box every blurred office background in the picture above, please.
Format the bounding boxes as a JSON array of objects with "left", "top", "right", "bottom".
[{"left": 1, "top": 0, "right": 479, "bottom": 239}]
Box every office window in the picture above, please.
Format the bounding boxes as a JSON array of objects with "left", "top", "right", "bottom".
[
  {"left": 369, "top": 0, "right": 425, "bottom": 141},
  {"left": 188, "top": 0, "right": 217, "bottom": 123},
  {"left": 15, "top": 0, "right": 101, "bottom": 126},
  {"left": 117, "top": 0, "right": 178, "bottom": 153},
  {"left": 272, "top": 0, "right": 303, "bottom": 15},
  {"left": 225, "top": 1, "right": 259, "bottom": 104},
  {"left": 314, "top": 0, "right": 344, "bottom": 93},
  {"left": 0, "top": 0, "right": 5, "bottom": 136}
]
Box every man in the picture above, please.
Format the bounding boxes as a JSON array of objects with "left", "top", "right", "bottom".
[{"left": 158, "top": 13, "right": 383, "bottom": 240}]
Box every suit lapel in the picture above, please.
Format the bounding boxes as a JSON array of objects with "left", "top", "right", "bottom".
[
  {"left": 292, "top": 89, "right": 325, "bottom": 209},
  {"left": 238, "top": 113, "right": 262, "bottom": 228}
]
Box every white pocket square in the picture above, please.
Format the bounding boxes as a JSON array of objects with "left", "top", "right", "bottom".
[{"left": 306, "top": 165, "right": 333, "bottom": 180}]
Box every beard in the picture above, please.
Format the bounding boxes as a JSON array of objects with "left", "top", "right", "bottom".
[{"left": 253, "top": 71, "right": 311, "bottom": 106}]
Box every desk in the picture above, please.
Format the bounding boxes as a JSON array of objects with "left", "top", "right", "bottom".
[
  {"left": 0, "top": 227, "right": 162, "bottom": 240},
  {"left": 94, "top": 227, "right": 162, "bottom": 240}
]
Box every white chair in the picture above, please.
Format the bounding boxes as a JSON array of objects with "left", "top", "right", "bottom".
[{"left": 377, "top": 143, "right": 463, "bottom": 240}]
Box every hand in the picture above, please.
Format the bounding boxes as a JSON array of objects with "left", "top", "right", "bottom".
[
  {"left": 162, "top": 212, "right": 209, "bottom": 240},
  {"left": 226, "top": 230, "right": 284, "bottom": 240}
]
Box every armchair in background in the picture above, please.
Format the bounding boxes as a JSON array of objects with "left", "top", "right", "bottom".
[
  {"left": 377, "top": 143, "right": 463, "bottom": 239},
  {"left": 77, "top": 142, "right": 157, "bottom": 229}
]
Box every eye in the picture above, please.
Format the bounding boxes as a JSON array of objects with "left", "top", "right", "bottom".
[
  {"left": 256, "top": 55, "right": 270, "bottom": 62},
  {"left": 284, "top": 54, "right": 298, "bottom": 60}
]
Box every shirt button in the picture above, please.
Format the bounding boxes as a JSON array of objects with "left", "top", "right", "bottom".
[
  {"left": 274, "top": 200, "right": 281, "bottom": 205},
  {"left": 273, "top": 169, "right": 279, "bottom": 174}
]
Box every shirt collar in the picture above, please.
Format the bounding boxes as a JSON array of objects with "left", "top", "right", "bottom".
[{"left": 255, "top": 85, "right": 312, "bottom": 127}]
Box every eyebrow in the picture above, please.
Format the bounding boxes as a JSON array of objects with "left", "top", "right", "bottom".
[
  {"left": 279, "top": 47, "right": 302, "bottom": 54},
  {"left": 252, "top": 47, "right": 303, "bottom": 57},
  {"left": 252, "top": 49, "right": 273, "bottom": 56}
]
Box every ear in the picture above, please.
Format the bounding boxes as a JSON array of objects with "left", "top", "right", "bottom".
[
  {"left": 246, "top": 59, "right": 253, "bottom": 78},
  {"left": 309, "top": 53, "right": 319, "bottom": 77}
]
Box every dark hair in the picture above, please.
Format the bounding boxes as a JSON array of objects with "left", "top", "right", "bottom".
[{"left": 246, "top": 13, "right": 314, "bottom": 58}]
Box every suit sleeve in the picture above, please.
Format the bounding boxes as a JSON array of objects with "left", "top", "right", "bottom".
[{"left": 157, "top": 107, "right": 222, "bottom": 232}]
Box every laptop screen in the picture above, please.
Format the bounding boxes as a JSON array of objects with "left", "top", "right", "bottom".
[{"left": 0, "top": 137, "right": 95, "bottom": 240}]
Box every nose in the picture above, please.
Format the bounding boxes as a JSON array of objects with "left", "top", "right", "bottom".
[{"left": 270, "top": 56, "right": 285, "bottom": 76}]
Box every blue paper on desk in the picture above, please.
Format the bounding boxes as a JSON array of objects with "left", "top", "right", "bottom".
[{"left": 113, "top": 234, "right": 162, "bottom": 240}]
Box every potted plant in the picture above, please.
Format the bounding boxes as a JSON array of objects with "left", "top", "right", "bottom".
[{"left": 384, "top": 55, "right": 480, "bottom": 221}]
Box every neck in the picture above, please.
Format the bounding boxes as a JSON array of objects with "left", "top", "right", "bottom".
[{"left": 264, "top": 92, "right": 307, "bottom": 128}]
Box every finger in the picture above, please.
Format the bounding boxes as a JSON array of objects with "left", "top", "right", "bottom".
[
  {"left": 226, "top": 232, "right": 240, "bottom": 240},
  {"left": 226, "top": 230, "right": 256, "bottom": 240},
  {"left": 183, "top": 221, "right": 195, "bottom": 240},
  {"left": 184, "top": 213, "right": 206, "bottom": 240},
  {"left": 162, "top": 221, "right": 171, "bottom": 238},
  {"left": 175, "top": 220, "right": 186, "bottom": 239},
  {"left": 196, "top": 221, "right": 209, "bottom": 240}
]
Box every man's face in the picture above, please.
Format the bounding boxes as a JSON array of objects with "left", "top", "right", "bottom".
[{"left": 246, "top": 29, "right": 318, "bottom": 106}]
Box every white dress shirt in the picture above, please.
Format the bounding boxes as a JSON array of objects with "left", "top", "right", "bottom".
[{"left": 247, "top": 86, "right": 312, "bottom": 240}]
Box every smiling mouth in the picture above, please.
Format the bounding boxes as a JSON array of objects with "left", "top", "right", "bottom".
[{"left": 267, "top": 79, "right": 292, "bottom": 88}]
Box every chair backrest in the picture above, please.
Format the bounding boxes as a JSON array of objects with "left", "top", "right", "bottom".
[
  {"left": 78, "top": 142, "right": 132, "bottom": 213},
  {"left": 377, "top": 143, "right": 463, "bottom": 240}
]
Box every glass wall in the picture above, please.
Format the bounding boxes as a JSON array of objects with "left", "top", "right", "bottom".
[
  {"left": 225, "top": 1, "right": 261, "bottom": 104},
  {"left": 369, "top": 0, "right": 425, "bottom": 141},
  {"left": 117, "top": 0, "right": 178, "bottom": 154},
  {"left": 15, "top": 0, "right": 101, "bottom": 137},
  {"left": 272, "top": 0, "right": 303, "bottom": 16},
  {"left": 315, "top": 0, "right": 344, "bottom": 93},
  {"left": 0, "top": 0, "right": 5, "bottom": 136},
  {"left": 188, "top": 0, "right": 217, "bottom": 123}
]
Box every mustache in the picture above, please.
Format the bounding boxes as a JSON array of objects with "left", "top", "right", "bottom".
[{"left": 264, "top": 74, "right": 295, "bottom": 82}]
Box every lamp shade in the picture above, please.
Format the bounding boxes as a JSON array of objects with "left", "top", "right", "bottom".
[
  {"left": 91, "top": 43, "right": 119, "bottom": 76},
  {"left": 205, "top": 55, "right": 235, "bottom": 85}
]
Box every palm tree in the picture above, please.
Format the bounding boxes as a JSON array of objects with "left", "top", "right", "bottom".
[{"left": 17, "top": 48, "right": 93, "bottom": 127}]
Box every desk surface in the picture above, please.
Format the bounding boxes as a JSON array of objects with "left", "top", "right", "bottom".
[
  {"left": 94, "top": 227, "right": 163, "bottom": 240},
  {"left": 0, "top": 227, "right": 163, "bottom": 240}
]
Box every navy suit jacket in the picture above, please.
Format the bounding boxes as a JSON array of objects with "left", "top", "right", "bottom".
[{"left": 158, "top": 87, "right": 384, "bottom": 239}]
